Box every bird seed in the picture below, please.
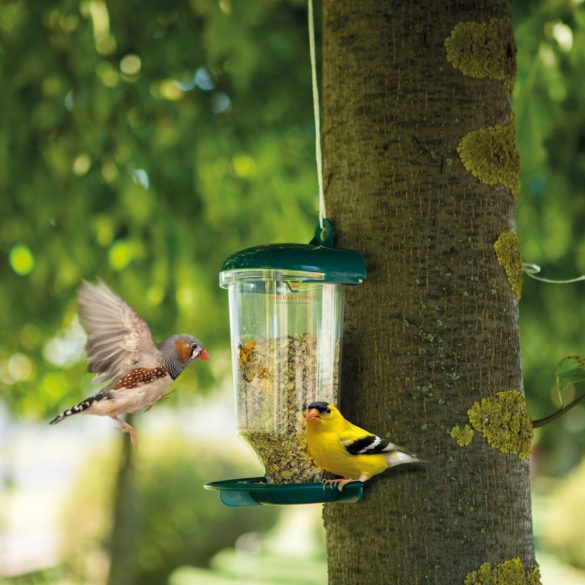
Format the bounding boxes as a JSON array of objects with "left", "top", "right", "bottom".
[{"left": 237, "top": 334, "right": 339, "bottom": 483}]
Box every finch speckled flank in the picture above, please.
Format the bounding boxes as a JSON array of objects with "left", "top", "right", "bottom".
[
  {"left": 49, "top": 280, "right": 209, "bottom": 447},
  {"left": 305, "top": 402, "right": 420, "bottom": 490}
]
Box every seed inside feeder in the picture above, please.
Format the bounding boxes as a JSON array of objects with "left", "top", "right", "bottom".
[{"left": 237, "top": 334, "right": 338, "bottom": 483}]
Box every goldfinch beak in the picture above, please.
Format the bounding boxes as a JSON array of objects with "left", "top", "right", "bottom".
[{"left": 306, "top": 408, "right": 321, "bottom": 423}]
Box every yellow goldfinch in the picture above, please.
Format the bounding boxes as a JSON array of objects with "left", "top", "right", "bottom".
[{"left": 305, "top": 401, "right": 420, "bottom": 491}]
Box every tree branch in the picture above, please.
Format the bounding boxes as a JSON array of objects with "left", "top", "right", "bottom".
[{"left": 532, "top": 393, "right": 585, "bottom": 428}]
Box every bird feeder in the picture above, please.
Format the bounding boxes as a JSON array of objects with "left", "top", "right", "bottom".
[{"left": 205, "top": 220, "right": 366, "bottom": 506}]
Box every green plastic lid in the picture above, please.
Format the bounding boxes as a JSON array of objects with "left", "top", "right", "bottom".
[{"left": 220, "top": 220, "right": 367, "bottom": 285}]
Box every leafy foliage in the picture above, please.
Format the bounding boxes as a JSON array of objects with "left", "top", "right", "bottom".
[
  {"left": 513, "top": 1, "right": 585, "bottom": 472},
  {"left": 555, "top": 355, "right": 585, "bottom": 393},
  {"left": 0, "top": 0, "right": 317, "bottom": 417}
]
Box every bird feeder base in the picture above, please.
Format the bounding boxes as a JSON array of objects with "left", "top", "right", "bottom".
[{"left": 204, "top": 477, "right": 365, "bottom": 506}]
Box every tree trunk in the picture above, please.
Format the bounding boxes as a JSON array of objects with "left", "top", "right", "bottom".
[
  {"left": 107, "top": 415, "right": 140, "bottom": 585},
  {"left": 322, "top": 1, "right": 537, "bottom": 584}
]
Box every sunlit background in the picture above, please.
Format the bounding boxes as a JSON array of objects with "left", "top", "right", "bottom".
[{"left": 0, "top": 1, "right": 584, "bottom": 583}]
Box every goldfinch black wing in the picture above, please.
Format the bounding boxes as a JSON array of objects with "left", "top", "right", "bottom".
[
  {"left": 342, "top": 434, "right": 398, "bottom": 456},
  {"left": 341, "top": 433, "right": 420, "bottom": 468}
]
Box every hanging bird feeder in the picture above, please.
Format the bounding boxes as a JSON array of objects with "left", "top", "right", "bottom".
[
  {"left": 205, "top": 220, "right": 366, "bottom": 506},
  {"left": 204, "top": 0, "right": 367, "bottom": 506}
]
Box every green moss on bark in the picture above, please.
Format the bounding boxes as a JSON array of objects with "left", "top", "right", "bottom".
[
  {"left": 494, "top": 232, "right": 523, "bottom": 300},
  {"left": 464, "top": 558, "right": 541, "bottom": 585},
  {"left": 467, "top": 389, "right": 533, "bottom": 459},
  {"left": 445, "top": 19, "right": 516, "bottom": 88},
  {"left": 458, "top": 122, "right": 520, "bottom": 197}
]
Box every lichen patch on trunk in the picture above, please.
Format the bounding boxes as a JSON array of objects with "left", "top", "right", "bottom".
[
  {"left": 445, "top": 18, "right": 516, "bottom": 88},
  {"left": 457, "top": 122, "right": 520, "bottom": 197},
  {"left": 449, "top": 423, "right": 474, "bottom": 447},
  {"left": 464, "top": 558, "right": 541, "bottom": 585},
  {"left": 494, "top": 232, "right": 523, "bottom": 300},
  {"left": 466, "top": 389, "right": 533, "bottom": 459}
]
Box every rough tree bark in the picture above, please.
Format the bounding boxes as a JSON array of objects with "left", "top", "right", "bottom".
[{"left": 322, "top": 1, "right": 537, "bottom": 584}]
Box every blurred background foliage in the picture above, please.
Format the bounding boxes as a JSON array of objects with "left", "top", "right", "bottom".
[
  {"left": 61, "top": 435, "right": 279, "bottom": 585},
  {"left": 513, "top": 0, "right": 585, "bottom": 475},
  {"left": 0, "top": 0, "right": 584, "bottom": 583},
  {"left": 0, "top": 0, "right": 317, "bottom": 418}
]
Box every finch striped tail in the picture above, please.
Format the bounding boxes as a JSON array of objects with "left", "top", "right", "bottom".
[{"left": 49, "top": 397, "right": 97, "bottom": 425}]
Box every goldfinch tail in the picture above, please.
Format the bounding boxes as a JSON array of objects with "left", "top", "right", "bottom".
[{"left": 386, "top": 450, "right": 420, "bottom": 468}]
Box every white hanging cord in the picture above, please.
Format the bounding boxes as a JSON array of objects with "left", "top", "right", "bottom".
[
  {"left": 308, "top": 0, "right": 326, "bottom": 232},
  {"left": 523, "top": 262, "right": 585, "bottom": 284}
]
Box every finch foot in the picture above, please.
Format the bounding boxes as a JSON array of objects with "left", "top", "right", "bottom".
[
  {"left": 145, "top": 389, "right": 177, "bottom": 412},
  {"left": 109, "top": 415, "right": 138, "bottom": 449},
  {"left": 322, "top": 478, "right": 358, "bottom": 492}
]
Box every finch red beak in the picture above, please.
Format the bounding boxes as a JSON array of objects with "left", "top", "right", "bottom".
[
  {"left": 306, "top": 408, "right": 321, "bottom": 423},
  {"left": 199, "top": 349, "right": 209, "bottom": 360}
]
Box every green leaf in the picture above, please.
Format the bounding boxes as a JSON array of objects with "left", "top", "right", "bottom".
[{"left": 556, "top": 355, "right": 585, "bottom": 391}]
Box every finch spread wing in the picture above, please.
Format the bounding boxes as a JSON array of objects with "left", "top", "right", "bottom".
[{"left": 78, "top": 280, "right": 162, "bottom": 384}]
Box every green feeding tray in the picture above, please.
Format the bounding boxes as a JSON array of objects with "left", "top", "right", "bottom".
[{"left": 204, "top": 477, "right": 366, "bottom": 507}]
